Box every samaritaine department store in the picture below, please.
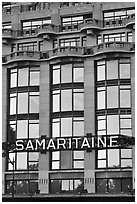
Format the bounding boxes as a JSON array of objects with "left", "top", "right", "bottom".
[{"left": 2, "top": 2, "right": 135, "bottom": 197}]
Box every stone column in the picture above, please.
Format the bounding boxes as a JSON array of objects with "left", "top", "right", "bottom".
[
  {"left": 84, "top": 58, "right": 95, "bottom": 193},
  {"left": 38, "top": 61, "right": 50, "bottom": 194}
]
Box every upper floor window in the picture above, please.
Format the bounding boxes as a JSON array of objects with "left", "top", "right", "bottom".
[
  {"left": 61, "top": 13, "right": 92, "bottom": 32},
  {"left": 127, "top": 32, "right": 133, "bottom": 42},
  {"left": 103, "top": 8, "right": 135, "bottom": 27},
  {"left": 2, "top": 4, "right": 11, "bottom": 14},
  {"left": 59, "top": 38, "right": 80, "bottom": 47},
  {"left": 18, "top": 42, "right": 37, "bottom": 51},
  {"left": 2, "top": 22, "right": 11, "bottom": 29},
  {"left": 104, "top": 33, "right": 125, "bottom": 42}
]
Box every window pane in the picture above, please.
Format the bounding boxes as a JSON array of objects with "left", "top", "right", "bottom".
[
  {"left": 10, "top": 73, "right": 17, "bottom": 88},
  {"left": 10, "top": 97, "right": 16, "bottom": 115},
  {"left": 8, "top": 153, "right": 15, "bottom": 170},
  {"left": 61, "top": 151, "right": 72, "bottom": 169},
  {"left": 61, "top": 90, "right": 72, "bottom": 111},
  {"left": 18, "top": 93, "right": 28, "bottom": 113},
  {"left": 121, "top": 159, "right": 132, "bottom": 167},
  {"left": 98, "top": 120, "right": 106, "bottom": 130},
  {"left": 52, "top": 151, "right": 59, "bottom": 160},
  {"left": 73, "top": 121, "right": 84, "bottom": 136},
  {"left": 61, "top": 118, "right": 72, "bottom": 137},
  {"left": 96, "top": 179, "right": 107, "bottom": 193},
  {"left": 74, "top": 92, "right": 84, "bottom": 110},
  {"left": 98, "top": 150, "right": 106, "bottom": 159},
  {"left": 74, "top": 68, "right": 84, "bottom": 82},
  {"left": 52, "top": 122, "right": 60, "bottom": 137},
  {"left": 74, "top": 151, "right": 84, "bottom": 159},
  {"left": 52, "top": 161, "right": 59, "bottom": 169},
  {"left": 17, "top": 120, "right": 28, "bottom": 139},
  {"left": 120, "top": 64, "right": 130, "bottom": 78},
  {"left": 97, "top": 65, "right": 105, "bottom": 81},
  {"left": 121, "top": 149, "right": 132, "bottom": 158},
  {"left": 98, "top": 160, "right": 106, "bottom": 168},
  {"left": 17, "top": 153, "right": 27, "bottom": 169},
  {"left": 16, "top": 180, "right": 29, "bottom": 194},
  {"left": 29, "top": 123, "right": 39, "bottom": 138},
  {"left": 18, "top": 68, "right": 28, "bottom": 86},
  {"left": 108, "top": 179, "right": 121, "bottom": 194},
  {"left": 108, "top": 149, "right": 119, "bottom": 168},
  {"left": 29, "top": 96, "right": 39, "bottom": 113},
  {"left": 50, "top": 180, "right": 61, "bottom": 194},
  {"left": 74, "top": 161, "right": 84, "bottom": 169},
  {"left": 107, "top": 60, "right": 118, "bottom": 79},
  {"left": 53, "top": 94, "right": 60, "bottom": 112},
  {"left": 107, "top": 86, "right": 118, "bottom": 108},
  {"left": 29, "top": 152, "right": 39, "bottom": 161},
  {"left": 107, "top": 115, "right": 119, "bottom": 134},
  {"left": 120, "top": 90, "right": 131, "bottom": 107},
  {"left": 97, "top": 91, "right": 105, "bottom": 109},
  {"left": 61, "top": 64, "right": 72, "bottom": 83},
  {"left": 120, "top": 119, "right": 131, "bottom": 128},
  {"left": 62, "top": 180, "right": 69, "bottom": 191},
  {"left": 121, "top": 129, "right": 132, "bottom": 136},
  {"left": 53, "top": 69, "right": 60, "bottom": 84},
  {"left": 30, "top": 71, "right": 40, "bottom": 86}
]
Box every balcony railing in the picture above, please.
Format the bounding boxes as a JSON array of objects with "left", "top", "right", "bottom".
[
  {"left": 2, "top": 42, "right": 135, "bottom": 64},
  {"left": 47, "top": 46, "right": 84, "bottom": 59},
  {"left": 80, "top": 18, "right": 103, "bottom": 31},
  {"left": 2, "top": 50, "right": 41, "bottom": 63},
  {"left": 37, "top": 24, "right": 59, "bottom": 37},
  {"left": 90, "top": 42, "right": 135, "bottom": 55}
]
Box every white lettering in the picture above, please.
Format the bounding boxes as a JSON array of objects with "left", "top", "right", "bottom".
[
  {"left": 26, "top": 140, "right": 34, "bottom": 151},
  {"left": 35, "top": 139, "right": 45, "bottom": 150},
  {"left": 47, "top": 139, "right": 56, "bottom": 150},
  {"left": 109, "top": 136, "right": 118, "bottom": 147},
  {"left": 57, "top": 138, "right": 66, "bottom": 149},
  {"left": 73, "top": 138, "right": 81, "bottom": 148},
  {"left": 98, "top": 137, "right": 106, "bottom": 148},
  {"left": 16, "top": 140, "right": 24, "bottom": 151},
  {"left": 81, "top": 137, "right": 90, "bottom": 148}
]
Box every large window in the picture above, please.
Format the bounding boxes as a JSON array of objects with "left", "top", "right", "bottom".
[
  {"left": 18, "top": 42, "right": 37, "bottom": 51},
  {"left": 103, "top": 8, "right": 135, "bottom": 27},
  {"left": 104, "top": 33, "right": 125, "bottom": 42},
  {"left": 61, "top": 13, "right": 92, "bottom": 31},
  {"left": 96, "top": 58, "right": 132, "bottom": 170},
  {"left": 59, "top": 38, "right": 80, "bottom": 47}
]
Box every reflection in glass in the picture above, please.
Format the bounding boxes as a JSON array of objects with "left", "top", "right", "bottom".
[
  {"left": 18, "top": 68, "right": 28, "bottom": 86},
  {"left": 16, "top": 180, "right": 29, "bottom": 194},
  {"left": 107, "top": 60, "right": 118, "bottom": 79},
  {"left": 108, "top": 179, "right": 121, "bottom": 194},
  {"left": 29, "top": 123, "right": 39, "bottom": 138},
  {"left": 17, "top": 120, "right": 28, "bottom": 139},
  {"left": 120, "top": 90, "right": 130, "bottom": 107},
  {"left": 107, "top": 86, "right": 118, "bottom": 108},
  {"left": 122, "top": 179, "right": 132, "bottom": 193},
  {"left": 30, "top": 71, "right": 39, "bottom": 86},
  {"left": 17, "top": 152, "right": 27, "bottom": 169},
  {"left": 61, "top": 118, "right": 72, "bottom": 136},
  {"left": 96, "top": 179, "right": 107, "bottom": 193},
  {"left": 108, "top": 149, "right": 119, "bottom": 167},
  {"left": 29, "top": 95, "right": 39, "bottom": 113},
  {"left": 61, "top": 90, "right": 72, "bottom": 111},
  {"left": 61, "top": 64, "right": 72, "bottom": 83},
  {"left": 107, "top": 115, "right": 119, "bottom": 134},
  {"left": 18, "top": 93, "right": 28, "bottom": 114}
]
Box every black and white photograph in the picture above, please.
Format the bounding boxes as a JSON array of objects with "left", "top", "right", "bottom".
[{"left": 2, "top": 1, "right": 135, "bottom": 202}]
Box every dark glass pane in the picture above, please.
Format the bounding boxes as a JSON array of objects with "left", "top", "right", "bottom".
[
  {"left": 6, "top": 181, "right": 13, "bottom": 194},
  {"left": 18, "top": 93, "right": 28, "bottom": 114},
  {"left": 107, "top": 86, "right": 118, "bottom": 108},
  {"left": 30, "top": 71, "right": 40, "bottom": 86},
  {"left": 74, "top": 179, "right": 84, "bottom": 193},
  {"left": 96, "top": 179, "right": 107, "bottom": 193},
  {"left": 17, "top": 153, "right": 27, "bottom": 169},
  {"left": 108, "top": 149, "right": 119, "bottom": 168},
  {"left": 61, "top": 151, "right": 72, "bottom": 169},
  {"left": 18, "top": 68, "right": 28, "bottom": 86},
  {"left": 50, "top": 180, "right": 61, "bottom": 194},
  {"left": 16, "top": 180, "right": 29, "bottom": 194},
  {"left": 107, "top": 60, "right": 118, "bottom": 79},
  {"left": 29, "top": 181, "right": 38, "bottom": 194},
  {"left": 122, "top": 178, "right": 132, "bottom": 193},
  {"left": 108, "top": 179, "right": 121, "bottom": 194},
  {"left": 17, "top": 120, "right": 28, "bottom": 139}
]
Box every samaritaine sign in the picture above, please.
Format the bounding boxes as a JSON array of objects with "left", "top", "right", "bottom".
[{"left": 13, "top": 135, "right": 134, "bottom": 152}]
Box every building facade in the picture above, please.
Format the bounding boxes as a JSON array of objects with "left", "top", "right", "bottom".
[{"left": 2, "top": 2, "right": 135, "bottom": 196}]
